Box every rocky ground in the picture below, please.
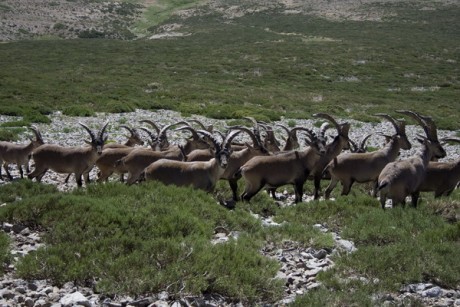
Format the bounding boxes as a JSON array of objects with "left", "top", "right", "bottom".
[
  {"left": 0, "top": 109, "right": 459, "bottom": 306},
  {"left": 2, "top": 0, "right": 459, "bottom": 41}
]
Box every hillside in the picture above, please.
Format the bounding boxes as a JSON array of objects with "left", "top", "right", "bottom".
[{"left": 1, "top": 0, "right": 458, "bottom": 40}]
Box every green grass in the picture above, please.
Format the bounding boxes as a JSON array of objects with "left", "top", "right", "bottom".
[
  {"left": 0, "top": 179, "right": 458, "bottom": 304},
  {"left": 0, "top": 2, "right": 458, "bottom": 128}
]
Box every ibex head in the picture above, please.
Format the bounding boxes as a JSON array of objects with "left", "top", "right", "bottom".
[
  {"left": 313, "top": 113, "right": 351, "bottom": 150},
  {"left": 197, "top": 130, "right": 240, "bottom": 168},
  {"left": 375, "top": 113, "right": 411, "bottom": 150},
  {"left": 79, "top": 122, "right": 108, "bottom": 155},
  {"left": 29, "top": 126, "right": 44, "bottom": 147},
  {"left": 297, "top": 127, "right": 327, "bottom": 155},
  {"left": 120, "top": 125, "right": 144, "bottom": 146},
  {"left": 396, "top": 110, "right": 446, "bottom": 159}
]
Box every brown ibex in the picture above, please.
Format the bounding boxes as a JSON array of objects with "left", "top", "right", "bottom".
[
  {"left": 378, "top": 136, "right": 438, "bottom": 209},
  {"left": 0, "top": 127, "right": 44, "bottom": 180},
  {"left": 418, "top": 137, "right": 460, "bottom": 198},
  {"left": 324, "top": 113, "right": 412, "bottom": 199},
  {"left": 28, "top": 122, "right": 108, "bottom": 187},
  {"left": 309, "top": 113, "right": 351, "bottom": 200},
  {"left": 240, "top": 128, "right": 326, "bottom": 203},
  {"left": 140, "top": 130, "right": 240, "bottom": 192}
]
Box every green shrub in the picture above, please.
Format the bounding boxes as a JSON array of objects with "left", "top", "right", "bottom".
[
  {"left": 0, "top": 127, "right": 25, "bottom": 141},
  {"left": 0, "top": 181, "right": 282, "bottom": 303},
  {"left": 0, "top": 232, "right": 10, "bottom": 276},
  {"left": 62, "top": 106, "right": 95, "bottom": 117}
]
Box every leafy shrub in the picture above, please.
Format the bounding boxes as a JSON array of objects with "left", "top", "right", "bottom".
[
  {"left": 62, "top": 106, "right": 95, "bottom": 117},
  {"left": 0, "top": 232, "right": 10, "bottom": 276},
  {"left": 106, "top": 102, "right": 135, "bottom": 113},
  {"left": 0, "top": 127, "right": 26, "bottom": 141},
  {"left": 0, "top": 181, "right": 282, "bottom": 303},
  {"left": 78, "top": 29, "right": 106, "bottom": 39}
]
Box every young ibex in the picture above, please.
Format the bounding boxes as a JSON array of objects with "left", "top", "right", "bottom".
[
  {"left": 378, "top": 136, "right": 438, "bottom": 209},
  {"left": 140, "top": 130, "right": 240, "bottom": 192},
  {"left": 0, "top": 127, "right": 44, "bottom": 180},
  {"left": 240, "top": 128, "right": 326, "bottom": 203},
  {"left": 324, "top": 113, "right": 412, "bottom": 199},
  {"left": 418, "top": 138, "right": 460, "bottom": 198},
  {"left": 309, "top": 113, "right": 351, "bottom": 200},
  {"left": 28, "top": 122, "right": 108, "bottom": 187}
]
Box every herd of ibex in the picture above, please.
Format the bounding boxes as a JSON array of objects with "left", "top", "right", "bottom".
[{"left": 0, "top": 110, "right": 458, "bottom": 209}]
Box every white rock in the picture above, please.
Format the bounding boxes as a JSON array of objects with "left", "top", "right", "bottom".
[{"left": 59, "top": 291, "right": 88, "bottom": 306}]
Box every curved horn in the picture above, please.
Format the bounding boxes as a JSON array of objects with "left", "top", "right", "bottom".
[
  {"left": 348, "top": 139, "right": 359, "bottom": 152},
  {"left": 275, "top": 123, "right": 291, "bottom": 135},
  {"left": 189, "top": 119, "right": 212, "bottom": 132},
  {"left": 395, "top": 110, "right": 433, "bottom": 138},
  {"left": 79, "top": 122, "right": 96, "bottom": 141},
  {"left": 228, "top": 126, "right": 261, "bottom": 147},
  {"left": 97, "top": 122, "right": 109, "bottom": 140},
  {"left": 139, "top": 120, "right": 160, "bottom": 134},
  {"left": 290, "top": 126, "right": 315, "bottom": 136},
  {"left": 120, "top": 125, "right": 135, "bottom": 136},
  {"left": 197, "top": 130, "right": 221, "bottom": 152},
  {"left": 440, "top": 137, "right": 460, "bottom": 144},
  {"left": 374, "top": 113, "right": 402, "bottom": 134},
  {"left": 319, "top": 122, "right": 331, "bottom": 138},
  {"left": 223, "top": 130, "right": 242, "bottom": 149},
  {"left": 313, "top": 113, "right": 340, "bottom": 130},
  {"left": 175, "top": 125, "right": 200, "bottom": 140},
  {"left": 359, "top": 133, "right": 374, "bottom": 150},
  {"left": 158, "top": 121, "right": 190, "bottom": 138},
  {"left": 139, "top": 127, "right": 157, "bottom": 143},
  {"left": 29, "top": 126, "right": 43, "bottom": 142}
]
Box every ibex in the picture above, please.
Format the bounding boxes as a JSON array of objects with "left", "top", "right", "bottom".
[
  {"left": 139, "top": 130, "right": 240, "bottom": 192},
  {"left": 66, "top": 125, "right": 144, "bottom": 184},
  {"left": 324, "top": 113, "right": 412, "bottom": 199},
  {"left": 28, "top": 122, "right": 108, "bottom": 187},
  {"left": 240, "top": 128, "right": 326, "bottom": 203},
  {"left": 418, "top": 138, "right": 460, "bottom": 198},
  {"left": 378, "top": 136, "right": 438, "bottom": 209},
  {"left": 258, "top": 123, "right": 280, "bottom": 153},
  {"left": 0, "top": 127, "right": 44, "bottom": 180},
  {"left": 117, "top": 126, "right": 196, "bottom": 185},
  {"left": 309, "top": 113, "right": 351, "bottom": 200},
  {"left": 103, "top": 125, "right": 144, "bottom": 149},
  {"left": 218, "top": 126, "right": 270, "bottom": 201}
]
